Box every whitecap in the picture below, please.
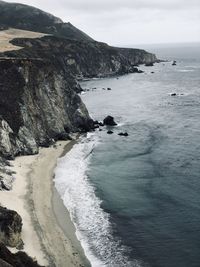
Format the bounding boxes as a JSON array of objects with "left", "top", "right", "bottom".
[{"left": 177, "top": 69, "right": 194, "bottom": 72}]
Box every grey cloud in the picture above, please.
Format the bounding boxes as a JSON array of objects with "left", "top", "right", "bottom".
[
  {"left": 4, "top": 0, "right": 200, "bottom": 45},
  {"left": 56, "top": 0, "right": 200, "bottom": 12},
  {"left": 6, "top": 0, "right": 200, "bottom": 13}
]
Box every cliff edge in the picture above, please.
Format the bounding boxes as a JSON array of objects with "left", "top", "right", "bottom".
[{"left": 0, "top": 1, "right": 158, "bottom": 265}]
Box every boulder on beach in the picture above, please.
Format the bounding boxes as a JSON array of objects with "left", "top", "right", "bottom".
[
  {"left": 103, "top": 116, "right": 117, "bottom": 126},
  {"left": 107, "top": 130, "right": 113, "bottom": 134},
  {"left": 0, "top": 206, "right": 23, "bottom": 249},
  {"left": 172, "top": 60, "right": 177, "bottom": 66}
]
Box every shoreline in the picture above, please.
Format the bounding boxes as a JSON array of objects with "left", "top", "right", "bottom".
[{"left": 0, "top": 140, "right": 90, "bottom": 267}]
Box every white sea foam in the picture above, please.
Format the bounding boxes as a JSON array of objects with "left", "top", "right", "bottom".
[
  {"left": 177, "top": 69, "right": 194, "bottom": 72},
  {"left": 54, "top": 133, "right": 140, "bottom": 267},
  {"left": 185, "top": 65, "right": 200, "bottom": 69}
]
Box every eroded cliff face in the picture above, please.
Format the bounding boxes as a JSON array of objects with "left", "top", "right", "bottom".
[
  {"left": 118, "top": 47, "right": 157, "bottom": 65},
  {"left": 0, "top": 57, "right": 92, "bottom": 160},
  {"left": 0, "top": 34, "right": 158, "bottom": 189},
  {"left": 8, "top": 36, "right": 157, "bottom": 78},
  {"left": 0, "top": 2, "right": 159, "bottom": 265},
  {"left": 0, "top": 53, "right": 93, "bottom": 262}
]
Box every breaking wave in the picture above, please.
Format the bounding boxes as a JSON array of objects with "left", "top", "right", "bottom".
[{"left": 54, "top": 133, "right": 141, "bottom": 267}]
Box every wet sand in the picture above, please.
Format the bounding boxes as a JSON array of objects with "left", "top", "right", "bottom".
[{"left": 0, "top": 141, "right": 90, "bottom": 267}]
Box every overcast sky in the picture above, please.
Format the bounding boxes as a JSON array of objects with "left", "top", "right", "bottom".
[{"left": 4, "top": 0, "right": 200, "bottom": 46}]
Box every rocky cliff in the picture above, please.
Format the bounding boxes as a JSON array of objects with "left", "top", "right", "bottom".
[
  {"left": 5, "top": 36, "right": 157, "bottom": 77},
  {"left": 0, "top": 0, "right": 158, "bottom": 265},
  {"left": 0, "top": 56, "right": 93, "bottom": 160},
  {"left": 0, "top": 33, "right": 157, "bottom": 159}
]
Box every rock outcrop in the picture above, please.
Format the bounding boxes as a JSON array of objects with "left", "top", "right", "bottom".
[
  {"left": 0, "top": 207, "right": 23, "bottom": 248},
  {"left": 0, "top": 57, "right": 93, "bottom": 160},
  {"left": 103, "top": 116, "right": 117, "bottom": 126},
  {"left": 0, "top": 243, "right": 43, "bottom": 267}
]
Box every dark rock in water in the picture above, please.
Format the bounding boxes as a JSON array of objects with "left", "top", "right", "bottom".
[
  {"left": 118, "top": 132, "right": 129, "bottom": 137},
  {"left": 130, "top": 67, "right": 144, "bottom": 73},
  {"left": 93, "top": 120, "right": 104, "bottom": 127},
  {"left": 107, "top": 130, "right": 113, "bottom": 134},
  {"left": 99, "top": 122, "right": 104, "bottom": 127},
  {"left": 107, "top": 88, "right": 112, "bottom": 90},
  {"left": 151, "top": 71, "right": 155, "bottom": 73},
  {"left": 170, "top": 93, "right": 177, "bottom": 96},
  {"left": 103, "top": 116, "right": 117, "bottom": 126},
  {"left": 0, "top": 243, "right": 43, "bottom": 267},
  {"left": 99, "top": 129, "right": 102, "bottom": 132},
  {"left": 145, "top": 62, "right": 154, "bottom": 67},
  {"left": 172, "top": 60, "right": 177, "bottom": 66},
  {"left": 0, "top": 207, "right": 23, "bottom": 248}
]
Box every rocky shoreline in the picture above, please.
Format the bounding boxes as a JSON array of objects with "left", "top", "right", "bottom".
[{"left": 0, "top": 1, "right": 158, "bottom": 265}]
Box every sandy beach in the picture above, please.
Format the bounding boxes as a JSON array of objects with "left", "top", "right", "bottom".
[{"left": 0, "top": 140, "right": 90, "bottom": 267}]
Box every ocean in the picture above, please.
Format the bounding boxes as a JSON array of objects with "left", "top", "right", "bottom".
[{"left": 54, "top": 43, "right": 200, "bottom": 267}]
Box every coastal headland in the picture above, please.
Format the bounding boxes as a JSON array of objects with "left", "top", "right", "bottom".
[{"left": 0, "top": 0, "right": 158, "bottom": 265}]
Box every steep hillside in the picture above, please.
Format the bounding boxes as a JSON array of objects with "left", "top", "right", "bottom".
[
  {"left": 0, "top": 1, "right": 158, "bottom": 265},
  {"left": 0, "top": 0, "right": 93, "bottom": 41},
  {"left": 0, "top": 56, "right": 93, "bottom": 159},
  {"left": 2, "top": 35, "right": 157, "bottom": 77}
]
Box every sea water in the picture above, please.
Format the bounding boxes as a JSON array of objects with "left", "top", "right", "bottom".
[{"left": 54, "top": 43, "right": 200, "bottom": 267}]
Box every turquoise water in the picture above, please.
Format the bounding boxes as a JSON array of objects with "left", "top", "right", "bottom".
[{"left": 55, "top": 44, "right": 200, "bottom": 267}]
